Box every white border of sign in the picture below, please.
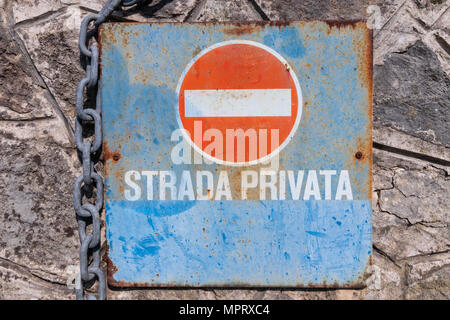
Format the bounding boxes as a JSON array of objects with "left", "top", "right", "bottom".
[{"left": 175, "top": 40, "right": 303, "bottom": 167}]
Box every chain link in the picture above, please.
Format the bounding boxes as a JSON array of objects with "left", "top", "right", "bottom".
[{"left": 74, "top": 0, "right": 144, "bottom": 300}]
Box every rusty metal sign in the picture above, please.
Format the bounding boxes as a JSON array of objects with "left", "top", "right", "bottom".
[{"left": 100, "top": 21, "right": 373, "bottom": 288}]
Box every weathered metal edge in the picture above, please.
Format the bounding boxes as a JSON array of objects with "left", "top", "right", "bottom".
[
  {"left": 100, "top": 20, "right": 374, "bottom": 290},
  {"left": 106, "top": 246, "right": 372, "bottom": 289},
  {"left": 99, "top": 20, "right": 371, "bottom": 37}
]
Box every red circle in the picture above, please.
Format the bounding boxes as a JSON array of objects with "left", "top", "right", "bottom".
[{"left": 178, "top": 42, "right": 299, "bottom": 164}]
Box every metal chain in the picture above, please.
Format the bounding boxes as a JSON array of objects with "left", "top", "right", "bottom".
[{"left": 73, "top": 0, "right": 144, "bottom": 300}]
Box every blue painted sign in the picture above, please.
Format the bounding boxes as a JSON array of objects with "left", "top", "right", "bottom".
[{"left": 100, "top": 21, "right": 372, "bottom": 287}]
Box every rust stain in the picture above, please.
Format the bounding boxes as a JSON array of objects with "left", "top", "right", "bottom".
[
  {"left": 222, "top": 24, "right": 260, "bottom": 36},
  {"left": 103, "top": 141, "right": 121, "bottom": 163},
  {"left": 351, "top": 135, "right": 373, "bottom": 200},
  {"left": 192, "top": 46, "right": 202, "bottom": 57},
  {"left": 102, "top": 20, "right": 373, "bottom": 288},
  {"left": 103, "top": 141, "right": 124, "bottom": 197},
  {"left": 102, "top": 20, "right": 366, "bottom": 30},
  {"left": 340, "top": 22, "right": 373, "bottom": 201},
  {"left": 324, "top": 20, "right": 361, "bottom": 30},
  {"left": 105, "top": 243, "right": 118, "bottom": 286},
  {"left": 284, "top": 63, "right": 290, "bottom": 72},
  {"left": 367, "top": 27, "right": 374, "bottom": 202},
  {"left": 107, "top": 276, "right": 368, "bottom": 289}
]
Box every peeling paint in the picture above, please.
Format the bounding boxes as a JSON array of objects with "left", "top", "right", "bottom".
[{"left": 100, "top": 21, "right": 373, "bottom": 288}]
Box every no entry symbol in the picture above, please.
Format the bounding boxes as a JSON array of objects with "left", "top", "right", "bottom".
[{"left": 176, "top": 40, "right": 303, "bottom": 166}]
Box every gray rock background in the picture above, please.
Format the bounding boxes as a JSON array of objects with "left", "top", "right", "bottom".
[{"left": 0, "top": 0, "right": 448, "bottom": 299}]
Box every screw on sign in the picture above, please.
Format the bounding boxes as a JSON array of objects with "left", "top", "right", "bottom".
[{"left": 100, "top": 22, "right": 373, "bottom": 287}]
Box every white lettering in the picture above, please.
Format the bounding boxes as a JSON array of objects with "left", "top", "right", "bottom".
[
  {"left": 215, "top": 171, "right": 232, "bottom": 200},
  {"left": 196, "top": 171, "right": 214, "bottom": 200},
  {"left": 319, "top": 170, "right": 337, "bottom": 200},
  {"left": 178, "top": 170, "right": 195, "bottom": 200},
  {"left": 335, "top": 170, "right": 353, "bottom": 200},
  {"left": 303, "top": 170, "right": 321, "bottom": 200},
  {"left": 241, "top": 171, "right": 258, "bottom": 200},
  {"left": 124, "top": 170, "right": 141, "bottom": 201},
  {"left": 159, "top": 171, "right": 176, "bottom": 200}
]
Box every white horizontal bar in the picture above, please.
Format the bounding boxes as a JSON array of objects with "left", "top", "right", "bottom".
[{"left": 184, "top": 89, "right": 291, "bottom": 117}]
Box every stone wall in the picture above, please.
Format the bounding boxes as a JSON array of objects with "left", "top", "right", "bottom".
[{"left": 0, "top": 0, "right": 448, "bottom": 299}]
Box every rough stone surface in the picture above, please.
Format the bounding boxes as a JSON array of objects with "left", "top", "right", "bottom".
[
  {"left": 373, "top": 153, "right": 449, "bottom": 261},
  {"left": 196, "top": 0, "right": 261, "bottom": 22},
  {"left": 0, "top": 0, "right": 449, "bottom": 300},
  {"left": 253, "top": 0, "right": 380, "bottom": 20},
  {"left": 374, "top": 40, "right": 450, "bottom": 147}
]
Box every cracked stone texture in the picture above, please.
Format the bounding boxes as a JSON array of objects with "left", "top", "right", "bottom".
[
  {"left": 374, "top": 40, "right": 450, "bottom": 147},
  {"left": 373, "top": 149, "right": 449, "bottom": 261},
  {"left": 253, "top": 0, "right": 384, "bottom": 20},
  {"left": 0, "top": 0, "right": 449, "bottom": 300},
  {"left": 194, "top": 0, "right": 261, "bottom": 21}
]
